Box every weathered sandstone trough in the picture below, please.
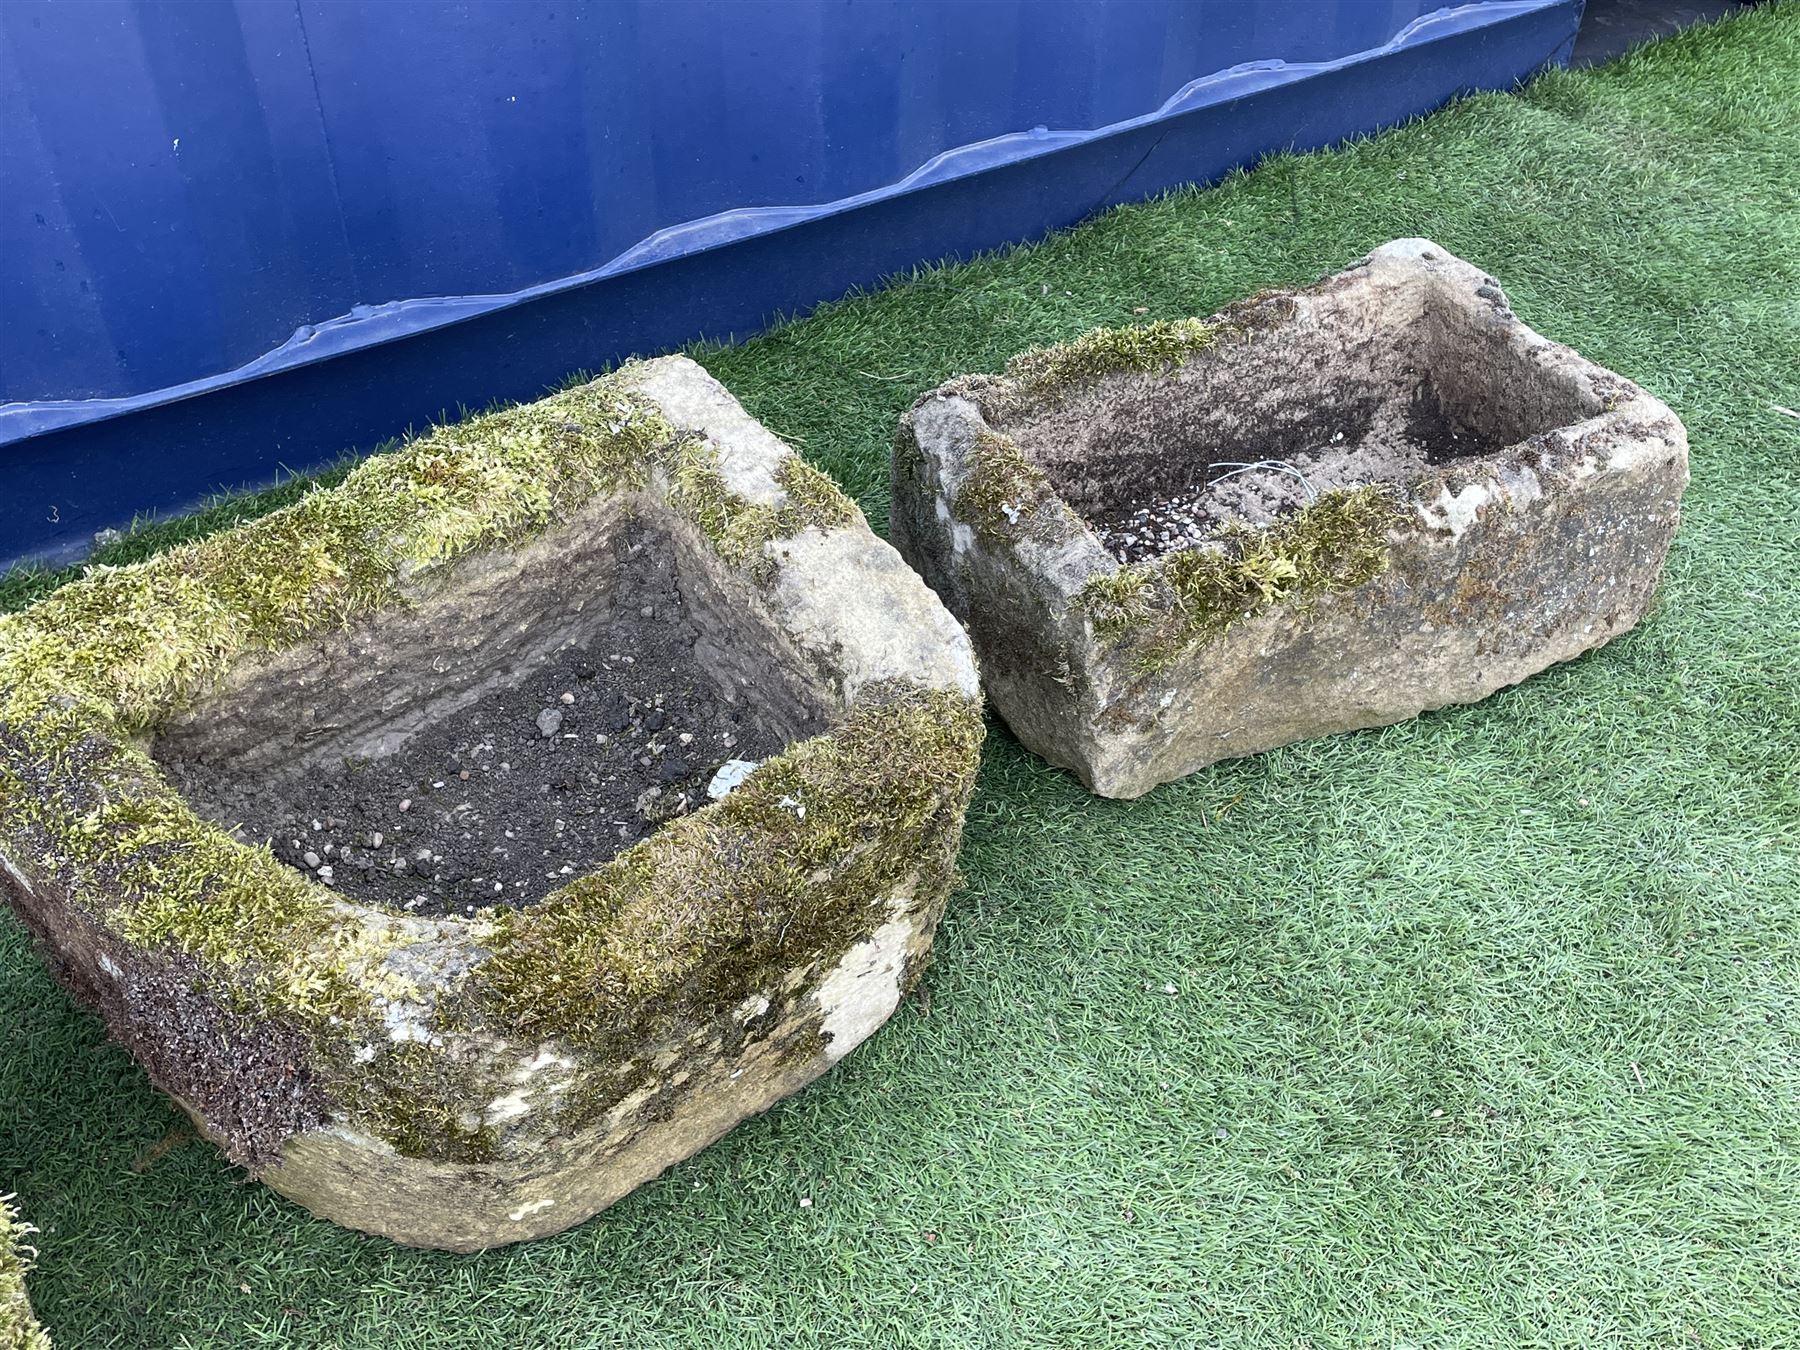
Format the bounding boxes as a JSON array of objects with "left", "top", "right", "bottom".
[
  {"left": 0, "top": 357, "right": 981, "bottom": 1250},
  {"left": 893, "top": 239, "right": 1688, "bottom": 798},
  {"left": 1, "top": 1196, "right": 47, "bottom": 1350}
]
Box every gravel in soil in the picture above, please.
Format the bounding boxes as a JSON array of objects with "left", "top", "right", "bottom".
[
  {"left": 248, "top": 548, "right": 803, "bottom": 917},
  {"left": 1082, "top": 381, "right": 1500, "bottom": 566}
]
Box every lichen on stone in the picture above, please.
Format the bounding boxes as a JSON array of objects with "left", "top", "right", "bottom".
[
  {"left": 1080, "top": 485, "right": 1407, "bottom": 668},
  {"left": 0, "top": 1197, "right": 48, "bottom": 1350}
]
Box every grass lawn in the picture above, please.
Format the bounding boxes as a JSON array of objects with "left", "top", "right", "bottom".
[{"left": 4, "top": 6, "right": 1799, "bottom": 1346}]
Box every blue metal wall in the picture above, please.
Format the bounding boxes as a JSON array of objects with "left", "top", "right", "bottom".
[{"left": 0, "top": 0, "right": 1581, "bottom": 566}]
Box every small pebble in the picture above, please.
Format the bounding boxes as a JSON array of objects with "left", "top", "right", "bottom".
[
  {"left": 370, "top": 832, "right": 384, "bottom": 848},
  {"left": 536, "top": 708, "right": 564, "bottom": 738},
  {"left": 302, "top": 850, "right": 321, "bottom": 869},
  {"left": 560, "top": 691, "right": 575, "bottom": 705},
  {"left": 399, "top": 799, "right": 412, "bottom": 812}
]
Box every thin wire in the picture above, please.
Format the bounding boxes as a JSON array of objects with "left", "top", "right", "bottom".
[{"left": 1204, "top": 459, "right": 1318, "bottom": 501}]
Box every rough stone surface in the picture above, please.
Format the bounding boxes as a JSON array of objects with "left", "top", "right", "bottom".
[
  {"left": 892, "top": 239, "right": 1688, "bottom": 798},
  {"left": 0, "top": 356, "right": 981, "bottom": 1251}
]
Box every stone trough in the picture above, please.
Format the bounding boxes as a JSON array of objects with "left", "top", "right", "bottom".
[
  {"left": 892, "top": 239, "right": 1688, "bottom": 798},
  {"left": 0, "top": 357, "right": 982, "bottom": 1251}
]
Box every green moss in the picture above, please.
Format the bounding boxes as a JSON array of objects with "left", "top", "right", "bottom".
[
  {"left": 0, "top": 365, "right": 877, "bottom": 1032},
  {"left": 0, "top": 376, "right": 687, "bottom": 1026},
  {"left": 336, "top": 1042, "right": 502, "bottom": 1164},
  {"left": 0, "top": 707, "right": 357, "bottom": 1020},
  {"left": 0, "top": 1197, "right": 48, "bottom": 1350},
  {"left": 1003, "top": 318, "right": 1216, "bottom": 395},
  {"left": 951, "top": 431, "right": 1066, "bottom": 545},
  {"left": 668, "top": 444, "right": 860, "bottom": 577},
  {"left": 475, "top": 685, "right": 983, "bottom": 1045},
  {"left": 1080, "top": 486, "right": 1407, "bottom": 668},
  {"left": 0, "top": 377, "right": 671, "bottom": 739},
  {"left": 0, "top": 358, "right": 969, "bottom": 1173},
  {"left": 1080, "top": 570, "right": 1155, "bottom": 641}
]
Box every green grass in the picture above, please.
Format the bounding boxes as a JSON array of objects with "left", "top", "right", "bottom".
[{"left": 5, "top": 6, "right": 1800, "bottom": 1345}]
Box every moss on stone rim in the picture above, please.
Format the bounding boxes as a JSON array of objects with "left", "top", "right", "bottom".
[
  {"left": 293, "top": 683, "right": 981, "bottom": 1162},
  {"left": 0, "top": 363, "right": 982, "bottom": 1173},
  {"left": 668, "top": 447, "right": 861, "bottom": 577},
  {"left": 0, "top": 368, "right": 878, "bottom": 1007},
  {"left": 473, "top": 684, "right": 981, "bottom": 1045},
  {"left": 950, "top": 430, "right": 1070, "bottom": 546},
  {"left": 1003, "top": 317, "right": 1218, "bottom": 395},
  {"left": 0, "top": 377, "right": 672, "bottom": 737},
  {"left": 1079, "top": 486, "right": 1407, "bottom": 669},
  {"left": 0, "top": 1196, "right": 48, "bottom": 1350}
]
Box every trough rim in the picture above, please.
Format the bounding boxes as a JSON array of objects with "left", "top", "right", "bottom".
[
  {"left": 0, "top": 354, "right": 983, "bottom": 1156},
  {"left": 899, "top": 236, "right": 1687, "bottom": 643}
]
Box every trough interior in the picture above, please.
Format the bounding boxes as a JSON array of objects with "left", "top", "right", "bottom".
[
  {"left": 152, "top": 501, "right": 835, "bottom": 915},
  {"left": 1007, "top": 275, "right": 1605, "bottom": 563}
]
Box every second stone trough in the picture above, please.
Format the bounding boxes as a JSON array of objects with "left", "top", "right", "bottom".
[{"left": 892, "top": 239, "right": 1689, "bottom": 798}]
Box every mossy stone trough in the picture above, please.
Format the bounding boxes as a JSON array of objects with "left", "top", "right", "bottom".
[
  {"left": 892, "top": 239, "right": 1688, "bottom": 798},
  {"left": 0, "top": 357, "right": 981, "bottom": 1251}
]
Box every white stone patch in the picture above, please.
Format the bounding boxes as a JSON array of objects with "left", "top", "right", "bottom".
[
  {"left": 1603, "top": 429, "right": 1678, "bottom": 474},
  {"left": 1417, "top": 482, "right": 1494, "bottom": 538},
  {"left": 814, "top": 907, "right": 917, "bottom": 1064},
  {"left": 707, "top": 758, "right": 761, "bottom": 800},
  {"left": 620, "top": 358, "right": 790, "bottom": 503},
  {"left": 484, "top": 1047, "right": 578, "bottom": 1126},
  {"left": 508, "top": 1197, "right": 555, "bottom": 1223},
  {"left": 381, "top": 998, "right": 435, "bottom": 1043},
  {"left": 98, "top": 953, "right": 123, "bottom": 979},
  {"left": 518, "top": 1048, "right": 574, "bottom": 1077},
  {"left": 770, "top": 528, "right": 981, "bottom": 700},
  {"left": 0, "top": 848, "right": 33, "bottom": 895},
  {"left": 486, "top": 1089, "right": 533, "bottom": 1126},
  {"left": 1494, "top": 462, "right": 1544, "bottom": 511}
]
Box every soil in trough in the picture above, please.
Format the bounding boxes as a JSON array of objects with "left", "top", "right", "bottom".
[
  {"left": 1045, "top": 375, "right": 1503, "bottom": 566},
  {"left": 245, "top": 542, "right": 804, "bottom": 916}
]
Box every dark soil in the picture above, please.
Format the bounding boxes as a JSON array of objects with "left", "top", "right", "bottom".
[
  {"left": 246, "top": 544, "right": 801, "bottom": 916},
  {"left": 1070, "top": 376, "right": 1503, "bottom": 566}
]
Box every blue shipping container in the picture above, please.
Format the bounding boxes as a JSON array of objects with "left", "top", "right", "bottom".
[{"left": 0, "top": 0, "right": 1581, "bottom": 566}]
